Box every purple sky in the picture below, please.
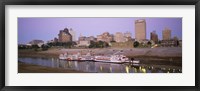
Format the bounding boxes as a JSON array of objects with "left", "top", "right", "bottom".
[{"left": 18, "top": 17, "right": 182, "bottom": 44}]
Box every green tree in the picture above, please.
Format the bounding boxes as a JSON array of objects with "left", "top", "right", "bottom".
[
  {"left": 89, "top": 41, "right": 96, "bottom": 48},
  {"left": 176, "top": 41, "right": 179, "bottom": 46},
  {"left": 133, "top": 41, "right": 139, "bottom": 48},
  {"left": 66, "top": 42, "right": 73, "bottom": 48},
  {"left": 110, "top": 40, "right": 116, "bottom": 43},
  {"left": 98, "top": 41, "right": 104, "bottom": 48},
  {"left": 158, "top": 40, "right": 161, "bottom": 44},
  {"left": 88, "top": 41, "right": 110, "bottom": 48},
  {"left": 55, "top": 42, "right": 62, "bottom": 46},
  {"left": 32, "top": 44, "right": 39, "bottom": 51},
  {"left": 18, "top": 45, "right": 26, "bottom": 49},
  {"left": 41, "top": 44, "right": 49, "bottom": 51},
  {"left": 104, "top": 42, "right": 109, "bottom": 48},
  {"left": 147, "top": 41, "right": 152, "bottom": 47},
  {"left": 47, "top": 42, "right": 53, "bottom": 47},
  {"left": 71, "top": 41, "right": 77, "bottom": 46}
]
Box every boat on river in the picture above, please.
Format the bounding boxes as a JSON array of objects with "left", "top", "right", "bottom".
[
  {"left": 94, "top": 55, "right": 129, "bottom": 64},
  {"left": 59, "top": 52, "right": 94, "bottom": 61},
  {"left": 59, "top": 51, "right": 140, "bottom": 64},
  {"left": 94, "top": 51, "right": 139, "bottom": 64},
  {"left": 131, "top": 60, "right": 140, "bottom": 64},
  {"left": 94, "top": 56, "right": 110, "bottom": 61},
  {"left": 129, "top": 57, "right": 140, "bottom": 64},
  {"left": 59, "top": 53, "right": 67, "bottom": 60}
]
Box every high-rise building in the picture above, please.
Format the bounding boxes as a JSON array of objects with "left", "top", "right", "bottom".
[
  {"left": 124, "top": 31, "right": 132, "bottom": 42},
  {"left": 69, "top": 28, "right": 76, "bottom": 41},
  {"left": 135, "top": 19, "right": 146, "bottom": 41},
  {"left": 88, "top": 36, "right": 96, "bottom": 41},
  {"left": 150, "top": 31, "right": 158, "bottom": 43},
  {"left": 78, "top": 33, "right": 85, "bottom": 41},
  {"left": 78, "top": 35, "right": 96, "bottom": 42},
  {"left": 124, "top": 31, "right": 132, "bottom": 38},
  {"left": 162, "top": 27, "right": 171, "bottom": 40},
  {"left": 54, "top": 37, "right": 58, "bottom": 42},
  {"left": 97, "top": 35, "right": 103, "bottom": 41},
  {"left": 114, "top": 32, "right": 125, "bottom": 42},
  {"left": 97, "top": 32, "right": 113, "bottom": 43},
  {"left": 58, "top": 28, "right": 72, "bottom": 42},
  {"left": 77, "top": 40, "right": 91, "bottom": 47}
]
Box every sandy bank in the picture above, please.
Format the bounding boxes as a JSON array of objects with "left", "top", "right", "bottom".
[{"left": 19, "top": 47, "right": 182, "bottom": 59}]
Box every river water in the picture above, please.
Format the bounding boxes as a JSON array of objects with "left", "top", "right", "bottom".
[{"left": 18, "top": 57, "right": 182, "bottom": 73}]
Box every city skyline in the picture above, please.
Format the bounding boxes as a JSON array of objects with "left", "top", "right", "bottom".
[{"left": 18, "top": 17, "right": 182, "bottom": 44}]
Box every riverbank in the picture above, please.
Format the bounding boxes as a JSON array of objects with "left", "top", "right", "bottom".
[
  {"left": 19, "top": 47, "right": 182, "bottom": 66},
  {"left": 19, "top": 47, "right": 182, "bottom": 60},
  {"left": 18, "top": 62, "right": 85, "bottom": 73}
]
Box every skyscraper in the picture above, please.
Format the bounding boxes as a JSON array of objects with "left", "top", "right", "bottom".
[
  {"left": 150, "top": 31, "right": 158, "bottom": 43},
  {"left": 135, "top": 19, "right": 146, "bottom": 41},
  {"left": 97, "top": 32, "right": 113, "bottom": 43},
  {"left": 124, "top": 31, "right": 132, "bottom": 42},
  {"left": 69, "top": 28, "right": 76, "bottom": 41},
  {"left": 124, "top": 31, "right": 132, "bottom": 38},
  {"left": 58, "top": 28, "right": 72, "bottom": 42},
  {"left": 114, "top": 32, "right": 125, "bottom": 42},
  {"left": 162, "top": 27, "right": 171, "bottom": 40},
  {"left": 54, "top": 37, "right": 58, "bottom": 42}
]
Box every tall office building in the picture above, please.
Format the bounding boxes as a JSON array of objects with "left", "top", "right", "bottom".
[
  {"left": 114, "top": 32, "right": 125, "bottom": 42},
  {"left": 58, "top": 28, "right": 72, "bottom": 42},
  {"left": 124, "top": 31, "right": 132, "bottom": 42},
  {"left": 97, "top": 32, "right": 113, "bottom": 43},
  {"left": 124, "top": 31, "right": 132, "bottom": 38},
  {"left": 54, "top": 37, "right": 58, "bottom": 42},
  {"left": 150, "top": 31, "right": 158, "bottom": 43},
  {"left": 69, "top": 28, "right": 76, "bottom": 41},
  {"left": 135, "top": 19, "right": 146, "bottom": 41},
  {"left": 162, "top": 27, "right": 171, "bottom": 40}
]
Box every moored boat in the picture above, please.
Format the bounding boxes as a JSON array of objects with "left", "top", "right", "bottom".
[
  {"left": 131, "top": 60, "right": 140, "bottom": 64},
  {"left": 59, "top": 52, "right": 94, "bottom": 61},
  {"left": 59, "top": 51, "right": 140, "bottom": 64},
  {"left": 130, "top": 58, "right": 140, "bottom": 64},
  {"left": 94, "top": 51, "right": 130, "bottom": 63},
  {"left": 59, "top": 54, "right": 66, "bottom": 60},
  {"left": 94, "top": 56, "right": 110, "bottom": 61}
]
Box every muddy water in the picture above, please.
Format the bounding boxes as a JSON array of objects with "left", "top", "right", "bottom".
[{"left": 18, "top": 57, "right": 182, "bottom": 73}]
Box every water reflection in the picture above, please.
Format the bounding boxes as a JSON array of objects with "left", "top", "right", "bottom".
[{"left": 18, "top": 57, "right": 182, "bottom": 73}]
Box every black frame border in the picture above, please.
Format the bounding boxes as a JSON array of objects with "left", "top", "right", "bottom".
[{"left": 0, "top": 0, "right": 199, "bottom": 91}]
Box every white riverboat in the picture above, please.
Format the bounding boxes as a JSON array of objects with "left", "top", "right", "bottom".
[
  {"left": 131, "top": 60, "right": 140, "bottom": 64},
  {"left": 59, "top": 54, "right": 66, "bottom": 60},
  {"left": 59, "top": 51, "right": 140, "bottom": 64},
  {"left": 59, "top": 52, "right": 94, "bottom": 61},
  {"left": 94, "top": 51, "right": 133, "bottom": 64},
  {"left": 94, "top": 56, "right": 110, "bottom": 61}
]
